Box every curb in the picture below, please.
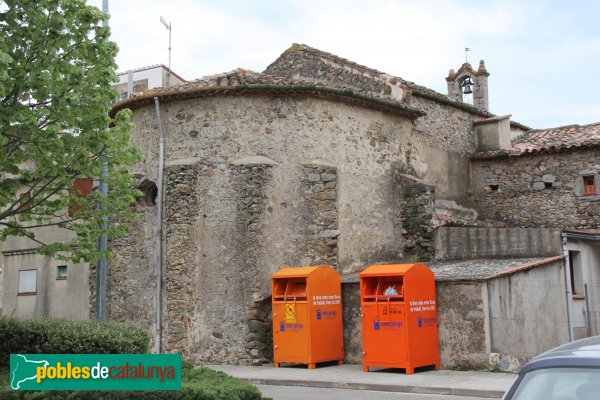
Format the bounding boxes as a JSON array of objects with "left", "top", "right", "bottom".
[{"left": 241, "top": 377, "right": 505, "bottom": 398}]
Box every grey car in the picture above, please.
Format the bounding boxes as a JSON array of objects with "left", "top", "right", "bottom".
[{"left": 502, "top": 336, "right": 600, "bottom": 400}]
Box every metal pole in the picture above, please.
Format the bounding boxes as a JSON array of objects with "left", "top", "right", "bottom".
[
  {"left": 153, "top": 97, "right": 165, "bottom": 353},
  {"left": 561, "top": 234, "right": 575, "bottom": 341},
  {"left": 167, "top": 23, "right": 171, "bottom": 85},
  {"left": 95, "top": 0, "right": 109, "bottom": 320},
  {"left": 127, "top": 70, "right": 133, "bottom": 97},
  {"left": 160, "top": 17, "right": 172, "bottom": 86},
  {"left": 585, "top": 284, "right": 592, "bottom": 337}
]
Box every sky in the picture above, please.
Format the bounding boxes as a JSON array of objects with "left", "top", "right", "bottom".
[{"left": 87, "top": 0, "right": 600, "bottom": 130}]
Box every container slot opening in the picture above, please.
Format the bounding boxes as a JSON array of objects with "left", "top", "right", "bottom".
[
  {"left": 362, "top": 277, "right": 404, "bottom": 302},
  {"left": 273, "top": 278, "right": 307, "bottom": 301}
]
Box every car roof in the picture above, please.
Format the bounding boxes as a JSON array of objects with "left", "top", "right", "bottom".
[{"left": 520, "top": 336, "right": 600, "bottom": 374}]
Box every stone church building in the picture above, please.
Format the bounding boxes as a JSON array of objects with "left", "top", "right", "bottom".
[{"left": 4, "top": 44, "right": 600, "bottom": 369}]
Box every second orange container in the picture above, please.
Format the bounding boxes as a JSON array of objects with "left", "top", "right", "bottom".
[{"left": 360, "top": 263, "right": 440, "bottom": 374}]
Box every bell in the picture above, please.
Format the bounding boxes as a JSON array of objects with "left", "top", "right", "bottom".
[{"left": 461, "top": 77, "right": 473, "bottom": 94}]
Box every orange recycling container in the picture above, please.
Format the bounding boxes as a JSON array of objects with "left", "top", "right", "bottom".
[
  {"left": 272, "top": 265, "right": 344, "bottom": 369},
  {"left": 360, "top": 263, "right": 439, "bottom": 374}
]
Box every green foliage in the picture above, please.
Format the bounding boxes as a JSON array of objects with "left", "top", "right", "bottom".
[
  {"left": 489, "top": 363, "right": 501, "bottom": 373},
  {"left": 0, "top": 317, "right": 149, "bottom": 368},
  {"left": 254, "top": 327, "right": 272, "bottom": 355},
  {"left": 0, "top": 0, "right": 142, "bottom": 263},
  {"left": 448, "top": 364, "right": 470, "bottom": 371},
  {"left": 417, "top": 254, "right": 431, "bottom": 263},
  {"left": 0, "top": 365, "right": 264, "bottom": 399}
]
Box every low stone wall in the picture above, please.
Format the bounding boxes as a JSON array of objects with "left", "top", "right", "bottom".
[{"left": 434, "top": 227, "right": 562, "bottom": 261}]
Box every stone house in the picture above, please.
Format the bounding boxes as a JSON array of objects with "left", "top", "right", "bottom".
[{"left": 3, "top": 43, "right": 598, "bottom": 369}]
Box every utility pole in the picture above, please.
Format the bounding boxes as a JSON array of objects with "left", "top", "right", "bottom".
[
  {"left": 160, "top": 16, "right": 172, "bottom": 85},
  {"left": 95, "top": 0, "right": 109, "bottom": 320}
]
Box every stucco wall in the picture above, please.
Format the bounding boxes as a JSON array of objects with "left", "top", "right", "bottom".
[
  {"left": 488, "top": 260, "right": 568, "bottom": 359},
  {"left": 472, "top": 149, "right": 600, "bottom": 228},
  {"left": 434, "top": 227, "right": 562, "bottom": 260},
  {"left": 1, "top": 228, "right": 89, "bottom": 319},
  {"left": 565, "top": 238, "right": 600, "bottom": 338}
]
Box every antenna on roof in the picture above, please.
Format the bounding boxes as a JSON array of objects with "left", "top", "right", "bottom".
[
  {"left": 465, "top": 46, "right": 471, "bottom": 63},
  {"left": 159, "top": 16, "right": 172, "bottom": 86}
]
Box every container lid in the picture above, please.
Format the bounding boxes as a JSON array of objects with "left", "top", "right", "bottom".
[
  {"left": 359, "top": 263, "right": 426, "bottom": 277},
  {"left": 272, "top": 265, "right": 332, "bottom": 278}
]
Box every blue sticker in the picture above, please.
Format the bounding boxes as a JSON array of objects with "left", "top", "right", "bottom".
[
  {"left": 316, "top": 309, "right": 321, "bottom": 320},
  {"left": 374, "top": 321, "right": 380, "bottom": 330},
  {"left": 280, "top": 321, "right": 285, "bottom": 332},
  {"left": 418, "top": 316, "right": 423, "bottom": 328}
]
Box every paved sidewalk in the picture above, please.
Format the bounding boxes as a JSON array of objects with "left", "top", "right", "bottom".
[{"left": 208, "top": 364, "right": 516, "bottom": 399}]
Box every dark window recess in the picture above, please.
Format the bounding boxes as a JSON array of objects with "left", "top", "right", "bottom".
[
  {"left": 569, "top": 251, "right": 583, "bottom": 296},
  {"left": 488, "top": 184, "right": 499, "bottom": 192},
  {"left": 57, "top": 265, "right": 68, "bottom": 280},
  {"left": 584, "top": 176, "right": 596, "bottom": 196},
  {"left": 544, "top": 181, "right": 553, "bottom": 189},
  {"left": 137, "top": 181, "right": 158, "bottom": 207}
]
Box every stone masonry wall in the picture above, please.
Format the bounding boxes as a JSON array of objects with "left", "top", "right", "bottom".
[
  {"left": 107, "top": 92, "right": 478, "bottom": 364},
  {"left": 160, "top": 160, "right": 275, "bottom": 364},
  {"left": 436, "top": 282, "right": 488, "bottom": 368},
  {"left": 398, "top": 173, "right": 436, "bottom": 262},
  {"left": 264, "top": 46, "right": 476, "bottom": 203},
  {"left": 106, "top": 209, "right": 158, "bottom": 339},
  {"left": 298, "top": 163, "right": 339, "bottom": 267},
  {"left": 472, "top": 149, "right": 600, "bottom": 228}
]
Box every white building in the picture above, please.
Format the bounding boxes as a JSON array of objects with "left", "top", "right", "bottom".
[{"left": 114, "top": 65, "right": 186, "bottom": 99}]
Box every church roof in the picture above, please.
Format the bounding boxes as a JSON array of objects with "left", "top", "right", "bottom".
[
  {"left": 265, "top": 43, "right": 497, "bottom": 117},
  {"left": 474, "top": 122, "right": 600, "bottom": 159},
  {"left": 111, "top": 68, "right": 425, "bottom": 120}
]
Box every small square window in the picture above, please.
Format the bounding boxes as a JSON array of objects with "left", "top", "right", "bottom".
[
  {"left": 584, "top": 176, "right": 596, "bottom": 196},
  {"left": 18, "top": 269, "right": 37, "bottom": 295},
  {"left": 57, "top": 265, "right": 68, "bottom": 280},
  {"left": 18, "top": 192, "right": 31, "bottom": 211}
]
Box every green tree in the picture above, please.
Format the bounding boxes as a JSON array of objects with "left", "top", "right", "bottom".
[{"left": 0, "top": 0, "right": 141, "bottom": 262}]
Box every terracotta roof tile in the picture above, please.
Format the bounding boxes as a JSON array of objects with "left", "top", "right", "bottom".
[
  {"left": 475, "top": 122, "right": 600, "bottom": 159},
  {"left": 127, "top": 68, "right": 356, "bottom": 98}
]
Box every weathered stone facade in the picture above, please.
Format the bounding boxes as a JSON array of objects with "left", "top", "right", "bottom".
[
  {"left": 97, "top": 44, "right": 588, "bottom": 368},
  {"left": 436, "top": 282, "right": 487, "bottom": 368},
  {"left": 472, "top": 149, "right": 600, "bottom": 228},
  {"left": 264, "top": 44, "right": 481, "bottom": 202},
  {"left": 109, "top": 89, "right": 473, "bottom": 363}
]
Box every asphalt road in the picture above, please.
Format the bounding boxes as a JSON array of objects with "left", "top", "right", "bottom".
[{"left": 256, "top": 385, "right": 496, "bottom": 400}]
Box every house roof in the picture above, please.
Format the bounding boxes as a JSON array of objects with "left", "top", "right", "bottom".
[
  {"left": 474, "top": 122, "right": 600, "bottom": 159},
  {"left": 428, "top": 257, "right": 564, "bottom": 282},
  {"left": 110, "top": 68, "right": 425, "bottom": 120},
  {"left": 340, "top": 256, "right": 564, "bottom": 283}
]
